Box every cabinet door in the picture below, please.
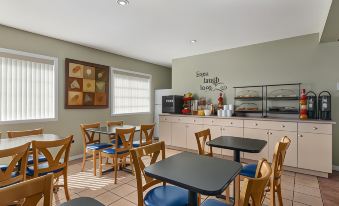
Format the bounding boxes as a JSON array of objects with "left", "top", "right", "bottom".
[
  {"left": 268, "top": 130, "right": 297, "bottom": 167},
  {"left": 243, "top": 128, "right": 269, "bottom": 160},
  {"left": 159, "top": 121, "right": 171, "bottom": 146},
  {"left": 298, "top": 132, "right": 332, "bottom": 173},
  {"left": 203, "top": 125, "right": 222, "bottom": 154},
  {"left": 186, "top": 124, "right": 204, "bottom": 151},
  {"left": 171, "top": 123, "right": 187, "bottom": 148},
  {"left": 221, "top": 127, "right": 243, "bottom": 157}
]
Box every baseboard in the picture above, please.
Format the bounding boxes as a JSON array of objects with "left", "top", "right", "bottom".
[
  {"left": 333, "top": 165, "right": 339, "bottom": 171},
  {"left": 69, "top": 154, "right": 83, "bottom": 161}
]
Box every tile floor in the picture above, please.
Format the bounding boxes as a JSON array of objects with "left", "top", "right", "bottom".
[{"left": 52, "top": 149, "right": 336, "bottom": 206}]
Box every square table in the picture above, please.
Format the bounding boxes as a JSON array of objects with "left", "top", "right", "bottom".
[
  {"left": 207, "top": 136, "right": 267, "bottom": 205},
  {"left": 85, "top": 125, "right": 140, "bottom": 135},
  {"left": 144, "top": 152, "right": 242, "bottom": 206}
]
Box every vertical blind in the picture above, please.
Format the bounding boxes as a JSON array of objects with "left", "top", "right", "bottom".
[
  {"left": 112, "top": 69, "right": 151, "bottom": 114},
  {"left": 0, "top": 52, "right": 56, "bottom": 122}
]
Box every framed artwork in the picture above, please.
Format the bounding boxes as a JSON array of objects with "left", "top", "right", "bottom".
[{"left": 65, "top": 58, "right": 109, "bottom": 109}]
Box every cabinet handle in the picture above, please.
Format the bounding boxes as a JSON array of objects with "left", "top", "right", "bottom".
[
  {"left": 193, "top": 120, "right": 196, "bottom": 122},
  {"left": 313, "top": 127, "right": 318, "bottom": 130},
  {"left": 281, "top": 125, "right": 286, "bottom": 128},
  {"left": 266, "top": 132, "right": 269, "bottom": 135},
  {"left": 255, "top": 123, "right": 258, "bottom": 126},
  {"left": 298, "top": 134, "right": 303, "bottom": 138},
  {"left": 230, "top": 122, "right": 233, "bottom": 125},
  {"left": 270, "top": 132, "right": 273, "bottom": 135}
]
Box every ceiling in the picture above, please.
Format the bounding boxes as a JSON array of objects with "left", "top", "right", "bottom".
[
  {"left": 321, "top": 0, "right": 339, "bottom": 42},
  {"left": 0, "top": 0, "right": 333, "bottom": 67}
]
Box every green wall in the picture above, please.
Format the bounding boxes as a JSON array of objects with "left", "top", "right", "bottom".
[
  {"left": 0, "top": 25, "right": 172, "bottom": 157},
  {"left": 172, "top": 33, "right": 339, "bottom": 165}
]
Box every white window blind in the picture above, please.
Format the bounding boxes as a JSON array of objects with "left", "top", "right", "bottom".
[
  {"left": 112, "top": 68, "right": 151, "bottom": 115},
  {"left": 0, "top": 49, "right": 57, "bottom": 123}
]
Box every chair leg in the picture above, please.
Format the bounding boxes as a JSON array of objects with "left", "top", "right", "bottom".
[
  {"left": 270, "top": 185, "right": 276, "bottom": 206},
  {"left": 81, "top": 151, "right": 87, "bottom": 172},
  {"left": 276, "top": 185, "right": 283, "bottom": 206},
  {"left": 198, "top": 194, "right": 201, "bottom": 205},
  {"left": 99, "top": 152, "right": 103, "bottom": 177},
  {"left": 114, "top": 157, "right": 118, "bottom": 184},
  {"left": 93, "top": 151, "right": 97, "bottom": 176},
  {"left": 63, "top": 172, "right": 71, "bottom": 201},
  {"left": 225, "top": 186, "right": 231, "bottom": 204}
]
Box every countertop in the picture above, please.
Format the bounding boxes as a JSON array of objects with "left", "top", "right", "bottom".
[{"left": 159, "top": 113, "right": 336, "bottom": 124}]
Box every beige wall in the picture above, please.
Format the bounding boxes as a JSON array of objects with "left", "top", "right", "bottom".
[
  {"left": 172, "top": 33, "right": 339, "bottom": 165},
  {"left": 0, "top": 25, "right": 171, "bottom": 157}
]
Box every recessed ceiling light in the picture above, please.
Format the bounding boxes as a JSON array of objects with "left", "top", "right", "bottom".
[
  {"left": 190, "top": 40, "right": 197, "bottom": 44},
  {"left": 117, "top": 0, "right": 129, "bottom": 6}
]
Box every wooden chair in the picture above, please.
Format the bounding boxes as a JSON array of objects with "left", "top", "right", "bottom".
[
  {"left": 107, "top": 121, "right": 124, "bottom": 144},
  {"left": 132, "top": 124, "right": 155, "bottom": 148},
  {"left": 0, "top": 143, "right": 30, "bottom": 188},
  {"left": 7, "top": 128, "right": 43, "bottom": 138},
  {"left": 0, "top": 173, "right": 53, "bottom": 206},
  {"left": 201, "top": 159, "right": 272, "bottom": 206},
  {"left": 195, "top": 129, "right": 213, "bottom": 157},
  {"left": 80, "top": 123, "right": 112, "bottom": 176},
  {"left": 268, "top": 136, "right": 291, "bottom": 206},
  {"left": 130, "top": 141, "right": 189, "bottom": 206},
  {"left": 99, "top": 127, "right": 135, "bottom": 184},
  {"left": 27, "top": 135, "right": 73, "bottom": 201},
  {"left": 7, "top": 128, "right": 47, "bottom": 165}
]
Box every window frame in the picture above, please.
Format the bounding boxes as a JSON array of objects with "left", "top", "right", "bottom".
[
  {"left": 110, "top": 67, "right": 152, "bottom": 116},
  {"left": 0, "top": 48, "right": 58, "bottom": 125}
]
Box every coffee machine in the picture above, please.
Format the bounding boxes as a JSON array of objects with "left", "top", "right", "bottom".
[
  {"left": 306, "top": 91, "right": 317, "bottom": 119},
  {"left": 318, "top": 91, "right": 331, "bottom": 120}
]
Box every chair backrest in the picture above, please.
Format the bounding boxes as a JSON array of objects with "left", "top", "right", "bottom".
[
  {"left": 107, "top": 121, "right": 124, "bottom": 127},
  {"left": 138, "top": 124, "right": 155, "bottom": 147},
  {"left": 31, "top": 136, "right": 73, "bottom": 178},
  {"left": 0, "top": 173, "right": 53, "bottom": 206},
  {"left": 80, "top": 123, "right": 101, "bottom": 146},
  {"left": 271, "top": 136, "right": 291, "bottom": 186},
  {"left": 114, "top": 128, "right": 135, "bottom": 154},
  {"left": 240, "top": 159, "right": 272, "bottom": 206},
  {"left": 130, "top": 142, "right": 166, "bottom": 206},
  {"left": 0, "top": 143, "right": 30, "bottom": 188},
  {"left": 195, "top": 129, "right": 213, "bottom": 156},
  {"left": 7, "top": 128, "right": 43, "bottom": 138}
]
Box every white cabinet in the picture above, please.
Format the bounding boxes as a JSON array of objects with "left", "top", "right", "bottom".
[
  {"left": 268, "top": 130, "right": 298, "bottom": 167},
  {"left": 171, "top": 123, "right": 187, "bottom": 148},
  {"left": 243, "top": 128, "right": 269, "bottom": 160},
  {"left": 221, "top": 127, "right": 243, "bottom": 156},
  {"left": 298, "top": 132, "right": 332, "bottom": 173},
  {"left": 186, "top": 124, "right": 204, "bottom": 151},
  {"left": 159, "top": 121, "right": 172, "bottom": 145}
]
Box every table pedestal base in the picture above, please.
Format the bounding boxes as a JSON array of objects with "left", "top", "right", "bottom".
[{"left": 188, "top": 191, "right": 198, "bottom": 206}]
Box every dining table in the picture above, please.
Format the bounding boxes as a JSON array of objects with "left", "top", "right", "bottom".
[
  {"left": 0, "top": 134, "right": 71, "bottom": 150},
  {"left": 144, "top": 151, "right": 242, "bottom": 206},
  {"left": 206, "top": 136, "right": 267, "bottom": 205},
  {"left": 85, "top": 125, "right": 141, "bottom": 135}
]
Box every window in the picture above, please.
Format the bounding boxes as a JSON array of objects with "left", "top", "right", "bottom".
[
  {"left": 0, "top": 48, "right": 58, "bottom": 123},
  {"left": 111, "top": 68, "right": 151, "bottom": 115}
]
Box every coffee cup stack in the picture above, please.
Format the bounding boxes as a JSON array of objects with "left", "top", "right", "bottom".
[{"left": 217, "top": 105, "right": 234, "bottom": 117}]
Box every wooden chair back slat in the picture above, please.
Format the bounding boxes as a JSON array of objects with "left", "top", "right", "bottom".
[
  {"left": 107, "top": 121, "right": 124, "bottom": 127},
  {"left": 195, "top": 129, "right": 213, "bottom": 156},
  {"left": 0, "top": 143, "right": 30, "bottom": 188},
  {"left": 241, "top": 159, "right": 272, "bottom": 206},
  {"left": 80, "top": 123, "right": 101, "bottom": 145},
  {"left": 7, "top": 128, "right": 43, "bottom": 138},
  {"left": 138, "top": 124, "right": 155, "bottom": 147},
  {"left": 0, "top": 173, "right": 53, "bottom": 206},
  {"left": 130, "top": 142, "right": 166, "bottom": 206},
  {"left": 271, "top": 136, "right": 291, "bottom": 185},
  {"left": 31, "top": 136, "right": 73, "bottom": 177},
  {"left": 114, "top": 128, "right": 135, "bottom": 153}
]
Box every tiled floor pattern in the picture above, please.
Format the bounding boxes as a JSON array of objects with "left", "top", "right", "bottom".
[{"left": 51, "top": 149, "right": 335, "bottom": 206}]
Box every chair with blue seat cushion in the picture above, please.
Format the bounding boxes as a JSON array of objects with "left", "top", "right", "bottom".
[
  {"left": 99, "top": 127, "right": 136, "bottom": 184},
  {"left": 107, "top": 121, "right": 124, "bottom": 145},
  {"left": 80, "top": 123, "right": 112, "bottom": 176},
  {"left": 239, "top": 163, "right": 257, "bottom": 178},
  {"left": 133, "top": 124, "right": 155, "bottom": 148},
  {"left": 0, "top": 143, "right": 30, "bottom": 188},
  {"left": 201, "top": 159, "right": 272, "bottom": 206},
  {"left": 130, "top": 141, "right": 189, "bottom": 206},
  {"left": 29, "top": 135, "right": 73, "bottom": 201}
]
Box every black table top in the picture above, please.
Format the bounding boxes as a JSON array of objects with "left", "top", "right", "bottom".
[
  {"left": 144, "top": 152, "right": 242, "bottom": 196},
  {"left": 85, "top": 125, "right": 140, "bottom": 135},
  {"left": 207, "top": 136, "right": 267, "bottom": 153}
]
